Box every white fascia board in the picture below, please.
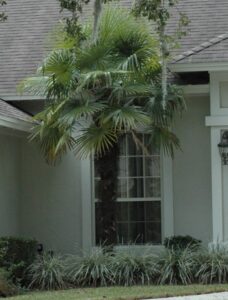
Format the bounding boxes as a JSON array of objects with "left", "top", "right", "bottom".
[
  {"left": 169, "top": 62, "right": 228, "bottom": 73},
  {"left": 2, "top": 95, "right": 46, "bottom": 101},
  {"left": 206, "top": 116, "right": 228, "bottom": 127},
  {"left": 182, "top": 84, "right": 209, "bottom": 95},
  {"left": 0, "top": 115, "right": 32, "bottom": 132}
]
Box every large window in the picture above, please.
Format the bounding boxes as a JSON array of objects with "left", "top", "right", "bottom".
[{"left": 94, "top": 134, "right": 162, "bottom": 245}]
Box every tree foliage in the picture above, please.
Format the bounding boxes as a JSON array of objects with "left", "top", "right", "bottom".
[
  {"left": 133, "top": 0, "right": 189, "bottom": 105},
  {"left": 0, "top": 0, "right": 7, "bottom": 22},
  {"left": 21, "top": 6, "right": 184, "bottom": 162}
]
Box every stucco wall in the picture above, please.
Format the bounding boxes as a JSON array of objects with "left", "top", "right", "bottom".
[
  {"left": 19, "top": 142, "right": 83, "bottom": 254},
  {"left": 0, "top": 133, "right": 20, "bottom": 236},
  {"left": 173, "top": 95, "right": 212, "bottom": 244}
]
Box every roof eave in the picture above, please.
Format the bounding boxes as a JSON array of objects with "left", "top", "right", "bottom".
[
  {"left": 0, "top": 115, "right": 32, "bottom": 132},
  {"left": 2, "top": 95, "right": 45, "bottom": 101},
  {"left": 169, "top": 62, "right": 228, "bottom": 73}
]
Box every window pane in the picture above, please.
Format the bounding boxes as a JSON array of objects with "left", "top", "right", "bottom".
[
  {"left": 118, "top": 157, "right": 127, "bottom": 177},
  {"left": 145, "top": 178, "right": 161, "bottom": 197},
  {"left": 128, "top": 222, "right": 145, "bottom": 244},
  {"left": 128, "top": 157, "right": 143, "bottom": 177},
  {"left": 94, "top": 160, "right": 99, "bottom": 178},
  {"left": 145, "top": 201, "right": 161, "bottom": 222},
  {"left": 145, "top": 222, "right": 162, "bottom": 244},
  {"left": 116, "top": 202, "right": 128, "bottom": 222},
  {"left": 117, "top": 223, "right": 128, "bottom": 244},
  {"left": 117, "top": 179, "right": 128, "bottom": 198},
  {"left": 119, "top": 136, "right": 127, "bottom": 156},
  {"left": 127, "top": 134, "right": 142, "bottom": 155},
  {"left": 145, "top": 157, "right": 160, "bottom": 177},
  {"left": 129, "top": 178, "right": 144, "bottom": 197},
  {"left": 96, "top": 201, "right": 162, "bottom": 245},
  {"left": 95, "top": 179, "right": 99, "bottom": 198},
  {"left": 129, "top": 202, "right": 145, "bottom": 222},
  {"left": 144, "top": 135, "right": 159, "bottom": 155}
]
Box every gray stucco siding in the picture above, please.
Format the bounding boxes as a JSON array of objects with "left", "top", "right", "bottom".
[
  {"left": 0, "top": 133, "right": 20, "bottom": 236},
  {"left": 19, "top": 142, "right": 83, "bottom": 254},
  {"left": 173, "top": 95, "right": 212, "bottom": 244}
]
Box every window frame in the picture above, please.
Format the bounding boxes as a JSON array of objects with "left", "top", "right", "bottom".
[
  {"left": 93, "top": 134, "right": 163, "bottom": 246},
  {"left": 80, "top": 151, "right": 174, "bottom": 251}
]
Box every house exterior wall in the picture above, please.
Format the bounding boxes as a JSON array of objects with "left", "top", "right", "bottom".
[
  {"left": 0, "top": 94, "right": 214, "bottom": 251},
  {"left": 0, "top": 132, "right": 20, "bottom": 236},
  {"left": 19, "top": 142, "right": 83, "bottom": 254},
  {"left": 173, "top": 95, "right": 212, "bottom": 244}
]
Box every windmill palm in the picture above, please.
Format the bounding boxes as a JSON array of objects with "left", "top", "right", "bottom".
[{"left": 21, "top": 6, "right": 185, "bottom": 247}]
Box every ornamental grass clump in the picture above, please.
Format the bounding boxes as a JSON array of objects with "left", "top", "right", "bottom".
[
  {"left": 65, "top": 250, "right": 113, "bottom": 287},
  {"left": 27, "top": 253, "right": 66, "bottom": 290},
  {"left": 156, "top": 246, "right": 196, "bottom": 285},
  {"left": 195, "top": 244, "right": 228, "bottom": 284},
  {"left": 111, "top": 250, "right": 158, "bottom": 286}
]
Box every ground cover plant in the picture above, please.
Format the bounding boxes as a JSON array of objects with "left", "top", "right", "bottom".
[
  {"left": 0, "top": 237, "right": 37, "bottom": 286},
  {"left": 3, "top": 236, "right": 228, "bottom": 298},
  {"left": 23, "top": 241, "right": 228, "bottom": 291},
  {"left": 0, "top": 268, "right": 16, "bottom": 297}
]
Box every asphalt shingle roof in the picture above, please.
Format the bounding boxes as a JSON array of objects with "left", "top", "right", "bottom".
[
  {"left": 0, "top": 99, "right": 31, "bottom": 122},
  {"left": 0, "top": 0, "right": 62, "bottom": 98},
  {"left": 1, "top": 0, "right": 228, "bottom": 100},
  {"left": 172, "top": 33, "right": 228, "bottom": 64}
]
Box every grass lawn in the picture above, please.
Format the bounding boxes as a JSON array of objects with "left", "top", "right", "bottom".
[{"left": 8, "top": 285, "right": 228, "bottom": 300}]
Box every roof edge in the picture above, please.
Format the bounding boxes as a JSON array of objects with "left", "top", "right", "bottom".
[
  {"left": 173, "top": 33, "right": 228, "bottom": 63},
  {"left": 169, "top": 62, "right": 228, "bottom": 73},
  {"left": 0, "top": 115, "right": 32, "bottom": 132},
  {"left": 2, "top": 95, "right": 46, "bottom": 101}
]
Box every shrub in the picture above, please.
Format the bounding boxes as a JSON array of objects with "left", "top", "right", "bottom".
[
  {"left": 65, "top": 250, "right": 113, "bottom": 287},
  {"left": 0, "top": 237, "right": 38, "bottom": 285},
  {"left": 0, "top": 268, "right": 17, "bottom": 297},
  {"left": 27, "top": 253, "right": 66, "bottom": 290},
  {"left": 111, "top": 251, "right": 158, "bottom": 286},
  {"left": 156, "top": 246, "right": 195, "bottom": 285},
  {"left": 164, "top": 235, "right": 201, "bottom": 251},
  {"left": 195, "top": 244, "right": 228, "bottom": 284}
]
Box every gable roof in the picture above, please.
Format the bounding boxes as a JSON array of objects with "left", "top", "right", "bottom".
[
  {"left": 167, "top": 0, "right": 228, "bottom": 64},
  {"left": 1, "top": 0, "right": 228, "bottom": 99},
  {"left": 172, "top": 33, "right": 228, "bottom": 64},
  {"left": 0, "top": 99, "right": 31, "bottom": 122}
]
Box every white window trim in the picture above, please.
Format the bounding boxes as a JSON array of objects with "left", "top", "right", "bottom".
[{"left": 81, "top": 153, "right": 174, "bottom": 252}]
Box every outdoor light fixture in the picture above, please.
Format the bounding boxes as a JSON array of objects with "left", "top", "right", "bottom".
[{"left": 218, "top": 131, "right": 228, "bottom": 165}]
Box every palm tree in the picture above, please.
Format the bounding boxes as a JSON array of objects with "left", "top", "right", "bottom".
[{"left": 21, "top": 6, "right": 185, "bottom": 247}]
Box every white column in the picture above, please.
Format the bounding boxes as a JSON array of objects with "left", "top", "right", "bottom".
[
  {"left": 210, "top": 127, "right": 223, "bottom": 242},
  {"left": 81, "top": 158, "right": 93, "bottom": 252}
]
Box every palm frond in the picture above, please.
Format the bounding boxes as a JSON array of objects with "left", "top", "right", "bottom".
[
  {"left": 79, "top": 70, "right": 128, "bottom": 89},
  {"left": 30, "top": 122, "right": 75, "bottom": 164},
  {"left": 74, "top": 125, "right": 118, "bottom": 158},
  {"left": 146, "top": 126, "right": 181, "bottom": 158},
  {"left": 100, "top": 106, "right": 151, "bottom": 131},
  {"left": 18, "top": 76, "right": 50, "bottom": 96},
  {"left": 61, "top": 100, "right": 107, "bottom": 123}
]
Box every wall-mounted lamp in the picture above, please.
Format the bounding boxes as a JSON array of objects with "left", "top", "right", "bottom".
[{"left": 218, "top": 131, "right": 228, "bottom": 165}]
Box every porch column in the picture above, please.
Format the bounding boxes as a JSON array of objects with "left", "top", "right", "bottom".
[
  {"left": 206, "top": 71, "right": 228, "bottom": 242},
  {"left": 210, "top": 127, "right": 223, "bottom": 241}
]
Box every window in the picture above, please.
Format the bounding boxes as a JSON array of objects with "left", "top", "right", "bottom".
[{"left": 94, "top": 134, "right": 162, "bottom": 245}]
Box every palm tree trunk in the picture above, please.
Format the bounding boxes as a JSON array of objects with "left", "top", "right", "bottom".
[
  {"left": 92, "top": 0, "right": 102, "bottom": 43},
  {"left": 160, "top": 0, "right": 168, "bottom": 107},
  {"left": 95, "top": 143, "right": 119, "bottom": 248}
]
